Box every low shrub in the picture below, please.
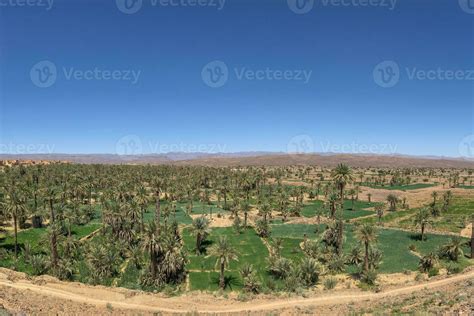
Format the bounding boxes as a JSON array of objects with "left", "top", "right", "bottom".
[{"left": 323, "top": 277, "right": 338, "bottom": 290}]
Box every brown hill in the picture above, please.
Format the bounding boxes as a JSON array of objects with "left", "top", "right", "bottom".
[{"left": 173, "top": 154, "right": 474, "bottom": 169}]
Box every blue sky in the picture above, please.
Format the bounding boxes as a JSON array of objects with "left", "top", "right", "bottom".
[{"left": 0, "top": 0, "right": 472, "bottom": 157}]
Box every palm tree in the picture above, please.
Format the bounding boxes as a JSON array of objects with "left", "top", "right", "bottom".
[
  {"left": 240, "top": 201, "right": 251, "bottom": 227},
  {"left": 332, "top": 164, "right": 354, "bottom": 206},
  {"left": 355, "top": 224, "right": 378, "bottom": 273},
  {"left": 142, "top": 221, "right": 161, "bottom": 279},
  {"left": 440, "top": 236, "right": 465, "bottom": 261},
  {"left": 135, "top": 185, "right": 149, "bottom": 232},
  {"left": 431, "top": 191, "right": 438, "bottom": 206},
  {"left": 419, "top": 252, "right": 438, "bottom": 273},
  {"left": 413, "top": 208, "right": 433, "bottom": 241},
  {"left": 3, "top": 190, "right": 27, "bottom": 258},
  {"left": 208, "top": 236, "right": 238, "bottom": 290},
  {"left": 45, "top": 187, "right": 60, "bottom": 268},
  {"left": 190, "top": 216, "right": 211, "bottom": 255},
  {"left": 367, "top": 193, "right": 372, "bottom": 203},
  {"left": 386, "top": 194, "right": 399, "bottom": 211},
  {"left": 375, "top": 203, "right": 384, "bottom": 225}
]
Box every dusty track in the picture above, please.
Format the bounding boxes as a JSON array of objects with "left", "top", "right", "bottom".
[{"left": 1, "top": 269, "right": 473, "bottom": 314}]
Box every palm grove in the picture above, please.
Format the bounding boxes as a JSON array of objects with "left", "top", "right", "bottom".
[{"left": 0, "top": 163, "right": 472, "bottom": 293}]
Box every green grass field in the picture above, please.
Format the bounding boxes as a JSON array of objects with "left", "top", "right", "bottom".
[
  {"left": 358, "top": 197, "right": 473, "bottom": 234},
  {"left": 301, "top": 200, "right": 376, "bottom": 220},
  {"left": 182, "top": 227, "right": 269, "bottom": 291},
  {"left": 270, "top": 223, "right": 469, "bottom": 273}
]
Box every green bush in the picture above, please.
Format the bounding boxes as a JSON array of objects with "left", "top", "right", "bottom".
[
  {"left": 428, "top": 267, "right": 439, "bottom": 277},
  {"left": 323, "top": 277, "right": 338, "bottom": 290},
  {"left": 30, "top": 255, "right": 48, "bottom": 276},
  {"left": 446, "top": 263, "right": 461, "bottom": 274}
]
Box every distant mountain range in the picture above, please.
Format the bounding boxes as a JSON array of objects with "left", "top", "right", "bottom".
[{"left": 1, "top": 152, "right": 473, "bottom": 168}]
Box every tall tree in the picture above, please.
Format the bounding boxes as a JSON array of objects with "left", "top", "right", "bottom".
[
  {"left": 355, "top": 224, "right": 378, "bottom": 273},
  {"left": 190, "top": 216, "right": 211, "bottom": 255},
  {"left": 3, "top": 190, "right": 27, "bottom": 258},
  {"left": 414, "top": 208, "right": 433, "bottom": 241},
  {"left": 331, "top": 163, "right": 354, "bottom": 206},
  {"left": 209, "top": 236, "right": 238, "bottom": 290}
]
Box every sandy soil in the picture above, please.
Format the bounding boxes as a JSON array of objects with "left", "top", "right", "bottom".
[
  {"left": 461, "top": 223, "right": 473, "bottom": 239},
  {"left": 189, "top": 214, "right": 234, "bottom": 227},
  {"left": 0, "top": 267, "right": 473, "bottom": 315},
  {"left": 360, "top": 185, "right": 474, "bottom": 208}
]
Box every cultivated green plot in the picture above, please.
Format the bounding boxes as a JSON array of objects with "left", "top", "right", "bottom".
[
  {"left": 269, "top": 224, "right": 468, "bottom": 273},
  {"left": 143, "top": 203, "right": 192, "bottom": 225},
  {"left": 189, "top": 271, "right": 242, "bottom": 291},
  {"left": 182, "top": 227, "right": 269, "bottom": 291},
  {"left": 301, "top": 200, "right": 376, "bottom": 220},
  {"left": 429, "top": 198, "right": 474, "bottom": 233}
]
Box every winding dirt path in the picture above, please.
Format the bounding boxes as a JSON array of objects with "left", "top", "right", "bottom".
[{"left": 0, "top": 269, "right": 473, "bottom": 314}]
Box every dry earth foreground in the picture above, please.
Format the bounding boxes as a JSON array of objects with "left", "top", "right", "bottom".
[{"left": 0, "top": 267, "right": 473, "bottom": 315}]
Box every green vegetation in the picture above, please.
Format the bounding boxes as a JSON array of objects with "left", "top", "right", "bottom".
[{"left": 0, "top": 163, "right": 472, "bottom": 295}]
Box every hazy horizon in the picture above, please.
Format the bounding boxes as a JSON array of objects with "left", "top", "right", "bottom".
[{"left": 0, "top": 0, "right": 473, "bottom": 158}]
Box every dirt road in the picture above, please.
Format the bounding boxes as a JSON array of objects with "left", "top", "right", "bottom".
[{"left": 0, "top": 268, "right": 473, "bottom": 314}]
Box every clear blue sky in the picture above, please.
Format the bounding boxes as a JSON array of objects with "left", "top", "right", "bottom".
[{"left": 0, "top": 0, "right": 472, "bottom": 156}]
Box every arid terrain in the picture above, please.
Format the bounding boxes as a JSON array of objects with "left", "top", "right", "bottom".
[{"left": 0, "top": 267, "right": 473, "bottom": 315}]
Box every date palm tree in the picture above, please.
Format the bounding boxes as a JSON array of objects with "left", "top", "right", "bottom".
[
  {"left": 386, "top": 194, "right": 399, "bottom": 211},
  {"left": 431, "top": 191, "right": 438, "bottom": 206},
  {"left": 440, "top": 236, "right": 465, "bottom": 261},
  {"left": 3, "top": 190, "right": 27, "bottom": 258},
  {"left": 414, "top": 208, "right": 433, "bottom": 241},
  {"left": 375, "top": 203, "right": 384, "bottom": 225},
  {"left": 356, "top": 224, "right": 378, "bottom": 273},
  {"left": 209, "top": 236, "right": 238, "bottom": 290},
  {"left": 332, "top": 163, "right": 354, "bottom": 206},
  {"left": 190, "top": 216, "right": 211, "bottom": 255}
]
